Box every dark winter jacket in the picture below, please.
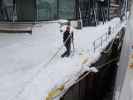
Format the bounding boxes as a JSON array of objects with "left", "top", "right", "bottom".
[{"left": 63, "top": 31, "right": 73, "bottom": 46}]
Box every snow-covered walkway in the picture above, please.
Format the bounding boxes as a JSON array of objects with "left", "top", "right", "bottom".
[{"left": 0, "top": 18, "right": 125, "bottom": 100}]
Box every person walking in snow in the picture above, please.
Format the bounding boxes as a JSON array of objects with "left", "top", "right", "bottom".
[{"left": 61, "top": 21, "right": 74, "bottom": 57}]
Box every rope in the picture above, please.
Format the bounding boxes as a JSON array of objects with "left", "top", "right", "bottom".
[
  {"left": 10, "top": 28, "right": 74, "bottom": 100},
  {"left": 10, "top": 17, "right": 125, "bottom": 100},
  {"left": 48, "top": 57, "right": 119, "bottom": 100},
  {"left": 45, "top": 25, "right": 122, "bottom": 100},
  {"left": 74, "top": 57, "right": 119, "bottom": 85},
  {"left": 103, "top": 23, "right": 126, "bottom": 53}
]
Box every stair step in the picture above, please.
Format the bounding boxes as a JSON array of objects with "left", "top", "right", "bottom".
[{"left": 0, "top": 22, "right": 33, "bottom": 33}]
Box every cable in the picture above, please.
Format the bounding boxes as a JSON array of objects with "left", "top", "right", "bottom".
[
  {"left": 58, "top": 57, "right": 119, "bottom": 100},
  {"left": 10, "top": 18, "right": 125, "bottom": 100},
  {"left": 69, "top": 59, "right": 116, "bottom": 88},
  {"left": 10, "top": 27, "right": 74, "bottom": 100},
  {"left": 69, "top": 57, "right": 119, "bottom": 87}
]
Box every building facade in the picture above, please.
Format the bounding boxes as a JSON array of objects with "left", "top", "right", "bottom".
[
  {"left": 0, "top": 0, "right": 78, "bottom": 21},
  {"left": 0, "top": 0, "right": 128, "bottom": 26}
]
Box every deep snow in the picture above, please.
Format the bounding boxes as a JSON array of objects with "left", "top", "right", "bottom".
[{"left": 0, "top": 18, "right": 126, "bottom": 100}]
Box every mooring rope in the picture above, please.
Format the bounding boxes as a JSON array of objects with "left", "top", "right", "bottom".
[
  {"left": 49, "top": 57, "right": 119, "bottom": 100},
  {"left": 10, "top": 28, "right": 74, "bottom": 100},
  {"left": 75, "top": 57, "right": 119, "bottom": 85}
]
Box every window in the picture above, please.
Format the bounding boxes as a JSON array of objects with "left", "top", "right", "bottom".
[
  {"left": 58, "top": 0, "right": 76, "bottom": 19},
  {"left": 37, "top": 0, "right": 76, "bottom": 20},
  {"left": 0, "top": 0, "right": 77, "bottom": 21},
  {"left": 16, "top": 0, "right": 36, "bottom": 21},
  {"left": 0, "top": 0, "right": 14, "bottom": 21},
  {"left": 37, "top": 0, "right": 58, "bottom": 20}
]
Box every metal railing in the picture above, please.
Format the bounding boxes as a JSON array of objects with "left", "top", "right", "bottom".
[
  {"left": 93, "top": 27, "right": 111, "bottom": 53},
  {"left": 93, "top": 32, "right": 109, "bottom": 52},
  {"left": 92, "top": 20, "right": 125, "bottom": 53},
  {"left": 61, "top": 26, "right": 126, "bottom": 100}
]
